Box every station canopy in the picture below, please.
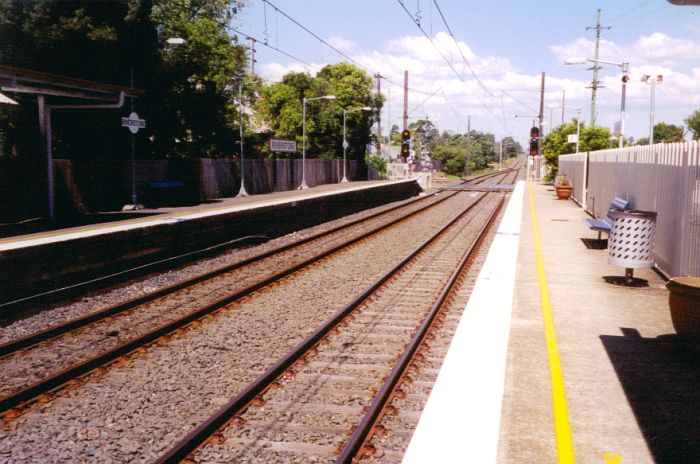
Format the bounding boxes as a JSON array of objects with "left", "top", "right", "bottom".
[{"left": 0, "top": 64, "right": 142, "bottom": 104}]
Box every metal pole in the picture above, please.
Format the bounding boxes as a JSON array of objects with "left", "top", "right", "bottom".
[
  {"left": 46, "top": 107, "right": 54, "bottom": 221},
  {"left": 549, "top": 107, "right": 554, "bottom": 132},
  {"left": 499, "top": 140, "right": 502, "bottom": 171},
  {"left": 130, "top": 68, "right": 137, "bottom": 206},
  {"left": 649, "top": 79, "right": 656, "bottom": 145},
  {"left": 342, "top": 110, "right": 348, "bottom": 183},
  {"left": 300, "top": 98, "right": 308, "bottom": 189},
  {"left": 538, "top": 71, "right": 545, "bottom": 137},
  {"left": 377, "top": 75, "right": 382, "bottom": 156},
  {"left": 576, "top": 108, "right": 581, "bottom": 153},
  {"left": 465, "top": 114, "right": 471, "bottom": 178},
  {"left": 619, "top": 64, "right": 627, "bottom": 149},
  {"left": 561, "top": 90, "right": 565, "bottom": 125},
  {"left": 237, "top": 81, "right": 249, "bottom": 196},
  {"left": 403, "top": 71, "right": 408, "bottom": 131}
]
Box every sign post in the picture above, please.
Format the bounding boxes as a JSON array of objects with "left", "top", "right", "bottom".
[{"left": 121, "top": 111, "right": 146, "bottom": 210}]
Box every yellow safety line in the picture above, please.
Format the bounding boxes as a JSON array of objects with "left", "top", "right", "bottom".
[{"left": 528, "top": 180, "right": 575, "bottom": 463}]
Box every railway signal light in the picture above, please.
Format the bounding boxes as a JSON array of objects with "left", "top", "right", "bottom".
[
  {"left": 529, "top": 126, "right": 540, "bottom": 156},
  {"left": 401, "top": 129, "right": 411, "bottom": 160}
]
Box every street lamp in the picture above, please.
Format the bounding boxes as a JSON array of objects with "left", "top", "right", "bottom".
[
  {"left": 641, "top": 74, "right": 663, "bottom": 144},
  {"left": 300, "top": 95, "right": 336, "bottom": 189},
  {"left": 566, "top": 58, "right": 629, "bottom": 148},
  {"left": 237, "top": 77, "right": 262, "bottom": 197},
  {"left": 573, "top": 106, "right": 582, "bottom": 153},
  {"left": 342, "top": 106, "right": 371, "bottom": 183}
]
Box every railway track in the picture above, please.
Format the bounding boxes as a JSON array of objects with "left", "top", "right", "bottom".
[
  {"left": 0, "top": 171, "right": 516, "bottom": 416},
  {"left": 0, "top": 168, "right": 519, "bottom": 462},
  {"left": 156, "top": 171, "right": 517, "bottom": 463}
]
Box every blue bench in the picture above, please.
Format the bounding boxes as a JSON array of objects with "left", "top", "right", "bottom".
[{"left": 584, "top": 197, "right": 631, "bottom": 240}]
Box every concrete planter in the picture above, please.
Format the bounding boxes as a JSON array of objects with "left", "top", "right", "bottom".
[{"left": 666, "top": 277, "right": 700, "bottom": 338}]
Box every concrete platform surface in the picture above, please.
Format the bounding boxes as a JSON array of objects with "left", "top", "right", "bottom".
[
  {"left": 0, "top": 180, "right": 406, "bottom": 251},
  {"left": 498, "top": 181, "right": 699, "bottom": 463}
]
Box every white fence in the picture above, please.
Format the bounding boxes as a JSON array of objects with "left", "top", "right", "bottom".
[
  {"left": 387, "top": 162, "right": 432, "bottom": 190},
  {"left": 526, "top": 155, "right": 547, "bottom": 181},
  {"left": 558, "top": 141, "right": 700, "bottom": 277}
]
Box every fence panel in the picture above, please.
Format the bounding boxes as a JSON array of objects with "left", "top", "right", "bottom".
[{"left": 559, "top": 141, "right": 700, "bottom": 277}]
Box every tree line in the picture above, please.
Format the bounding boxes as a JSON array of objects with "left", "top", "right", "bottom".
[
  {"left": 0, "top": 0, "right": 378, "bottom": 169},
  {"left": 389, "top": 120, "right": 522, "bottom": 177}
]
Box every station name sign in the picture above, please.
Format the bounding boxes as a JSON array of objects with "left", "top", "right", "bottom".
[
  {"left": 121, "top": 112, "right": 146, "bottom": 134},
  {"left": 269, "top": 139, "right": 297, "bottom": 153}
]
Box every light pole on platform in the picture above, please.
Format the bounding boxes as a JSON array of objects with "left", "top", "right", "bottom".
[
  {"left": 237, "top": 78, "right": 262, "bottom": 197},
  {"left": 342, "top": 106, "right": 371, "bottom": 183},
  {"left": 300, "top": 95, "right": 336, "bottom": 189}
]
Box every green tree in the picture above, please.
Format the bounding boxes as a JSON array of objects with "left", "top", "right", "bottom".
[
  {"left": 255, "top": 63, "right": 380, "bottom": 162},
  {"left": 685, "top": 109, "right": 700, "bottom": 140},
  {"left": 653, "top": 122, "right": 685, "bottom": 143},
  {"left": 0, "top": 0, "right": 247, "bottom": 159},
  {"left": 409, "top": 119, "right": 439, "bottom": 159},
  {"left": 542, "top": 119, "right": 611, "bottom": 174},
  {"left": 500, "top": 136, "right": 522, "bottom": 158}
]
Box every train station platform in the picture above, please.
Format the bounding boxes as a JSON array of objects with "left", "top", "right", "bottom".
[
  {"left": 404, "top": 180, "right": 698, "bottom": 463},
  {"left": 0, "top": 179, "right": 422, "bottom": 307}
]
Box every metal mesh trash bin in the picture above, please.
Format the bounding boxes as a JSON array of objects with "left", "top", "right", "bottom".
[{"left": 606, "top": 210, "right": 657, "bottom": 286}]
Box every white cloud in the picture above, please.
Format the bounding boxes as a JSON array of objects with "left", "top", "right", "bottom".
[
  {"left": 255, "top": 30, "right": 699, "bottom": 141},
  {"left": 550, "top": 32, "right": 700, "bottom": 69},
  {"left": 326, "top": 36, "right": 357, "bottom": 53}
]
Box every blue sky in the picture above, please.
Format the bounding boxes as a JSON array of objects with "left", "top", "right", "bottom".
[{"left": 235, "top": 1, "right": 700, "bottom": 145}]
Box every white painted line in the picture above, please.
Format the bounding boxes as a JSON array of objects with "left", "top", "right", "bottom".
[
  {"left": 0, "top": 180, "right": 413, "bottom": 252},
  {"left": 402, "top": 180, "right": 524, "bottom": 464}
]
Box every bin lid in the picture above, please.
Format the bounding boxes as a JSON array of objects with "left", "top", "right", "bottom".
[{"left": 609, "top": 210, "right": 657, "bottom": 220}]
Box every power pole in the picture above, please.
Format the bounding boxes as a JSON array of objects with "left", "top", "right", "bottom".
[
  {"left": 561, "top": 89, "right": 565, "bottom": 125},
  {"left": 465, "top": 114, "right": 471, "bottom": 178},
  {"left": 402, "top": 70, "right": 409, "bottom": 131},
  {"left": 539, "top": 71, "right": 545, "bottom": 146},
  {"left": 375, "top": 73, "right": 382, "bottom": 156},
  {"left": 586, "top": 9, "right": 610, "bottom": 125},
  {"left": 248, "top": 38, "right": 257, "bottom": 75}
]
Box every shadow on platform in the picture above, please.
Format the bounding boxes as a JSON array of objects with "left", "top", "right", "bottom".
[{"left": 600, "top": 328, "right": 700, "bottom": 463}]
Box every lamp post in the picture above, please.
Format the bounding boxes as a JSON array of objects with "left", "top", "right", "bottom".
[
  {"left": 641, "top": 74, "right": 663, "bottom": 144},
  {"left": 566, "top": 58, "right": 629, "bottom": 148},
  {"left": 237, "top": 78, "right": 262, "bottom": 197},
  {"left": 300, "top": 95, "right": 336, "bottom": 189},
  {"left": 574, "top": 106, "right": 581, "bottom": 153},
  {"left": 342, "top": 106, "right": 371, "bottom": 183}
]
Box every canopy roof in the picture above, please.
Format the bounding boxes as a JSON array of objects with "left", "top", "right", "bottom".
[{"left": 0, "top": 64, "right": 143, "bottom": 103}]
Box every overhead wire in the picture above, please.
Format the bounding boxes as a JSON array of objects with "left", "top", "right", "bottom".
[
  {"left": 431, "top": 0, "right": 496, "bottom": 99},
  {"left": 170, "top": 0, "right": 317, "bottom": 69},
  {"left": 259, "top": 0, "right": 438, "bottom": 97},
  {"left": 395, "top": 0, "right": 508, "bottom": 133},
  {"left": 407, "top": 87, "right": 442, "bottom": 115},
  {"left": 501, "top": 90, "right": 538, "bottom": 114}
]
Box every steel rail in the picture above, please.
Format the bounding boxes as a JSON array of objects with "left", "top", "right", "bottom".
[
  {"left": 154, "top": 192, "right": 491, "bottom": 464},
  {"left": 0, "top": 190, "right": 455, "bottom": 359},
  {"left": 0, "top": 235, "right": 269, "bottom": 314},
  {"left": 336, "top": 193, "right": 507, "bottom": 463},
  {"left": 0, "top": 190, "right": 467, "bottom": 414}
]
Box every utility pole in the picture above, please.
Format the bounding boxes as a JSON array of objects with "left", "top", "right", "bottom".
[
  {"left": 586, "top": 9, "right": 610, "bottom": 125},
  {"left": 465, "top": 114, "right": 471, "bottom": 178},
  {"left": 402, "top": 70, "right": 409, "bottom": 131},
  {"left": 561, "top": 89, "right": 565, "bottom": 125},
  {"left": 539, "top": 72, "right": 545, "bottom": 151},
  {"left": 248, "top": 38, "right": 257, "bottom": 75},
  {"left": 375, "top": 73, "right": 381, "bottom": 156}
]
